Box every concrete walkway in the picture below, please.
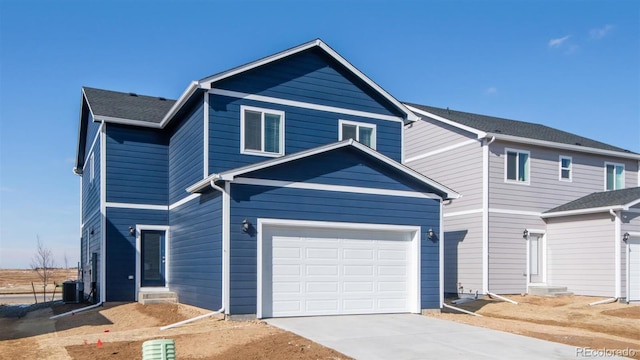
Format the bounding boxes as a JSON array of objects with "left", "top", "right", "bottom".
[{"left": 266, "top": 314, "right": 629, "bottom": 360}]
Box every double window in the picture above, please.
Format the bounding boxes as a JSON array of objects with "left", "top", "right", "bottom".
[
  {"left": 241, "top": 106, "right": 284, "bottom": 157},
  {"left": 559, "top": 156, "right": 572, "bottom": 181},
  {"left": 505, "top": 148, "right": 530, "bottom": 184},
  {"left": 605, "top": 162, "right": 624, "bottom": 191},
  {"left": 339, "top": 120, "right": 376, "bottom": 149}
]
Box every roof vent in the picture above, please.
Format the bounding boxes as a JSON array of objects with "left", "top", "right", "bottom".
[
  {"left": 575, "top": 142, "right": 582, "bottom": 146},
  {"left": 158, "top": 97, "right": 166, "bottom": 101},
  {"left": 494, "top": 129, "right": 502, "bottom": 133},
  {"left": 129, "top": 92, "right": 138, "bottom": 97}
]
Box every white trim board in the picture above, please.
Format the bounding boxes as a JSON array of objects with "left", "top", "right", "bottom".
[
  {"left": 488, "top": 208, "right": 541, "bottom": 217},
  {"left": 405, "top": 139, "right": 479, "bottom": 163},
  {"left": 233, "top": 177, "right": 442, "bottom": 199},
  {"left": 443, "top": 208, "right": 483, "bottom": 218},
  {"left": 211, "top": 88, "right": 403, "bottom": 123},
  {"left": 105, "top": 194, "right": 202, "bottom": 212},
  {"left": 134, "top": 225, "right": 171, "bottom": 301},
  {"left": 256, "top": 218, "right": 422, "bottom": 318}
]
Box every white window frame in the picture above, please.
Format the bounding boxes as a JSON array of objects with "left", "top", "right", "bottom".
[
  {"left": 504, "top": 148, "right": 530, "bottom": 185},
  {"left": 89, "top": 152, "right": 95, "bottom": 186},
  {"left": 338, "top": 119, "right": 377, "bottom": 149},
  {"left": 604, "top": 162, "right": 625, "bottom": 191},
  {"left": 240, "top": 105, "right": 285, "bottom": 157},
  {"left": 559, "top": 155, "right": 572, "bottom": 182}
]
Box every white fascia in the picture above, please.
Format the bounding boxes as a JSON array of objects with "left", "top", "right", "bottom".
[
  {"left": 541, "top": 205, "right": 624, "bottom": 218},
  {"left": 404, "top": 104, "right": 487, "bottom": 138}
]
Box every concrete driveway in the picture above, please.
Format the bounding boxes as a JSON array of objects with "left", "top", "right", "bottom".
[{"left": 266, "top": 314, "right": 627, "bottom": 360}]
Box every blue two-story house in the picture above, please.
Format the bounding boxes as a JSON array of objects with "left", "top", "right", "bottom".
[{"left": 73, "top": 39, "right": 458, "bottom": 319}]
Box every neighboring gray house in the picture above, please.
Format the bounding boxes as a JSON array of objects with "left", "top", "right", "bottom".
[{"left": 403, "top": 103, "right": 640, "bottom": 302}]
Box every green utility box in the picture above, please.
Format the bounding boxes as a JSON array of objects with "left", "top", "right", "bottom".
[{"left": 142, "top": 339, "right": 176, "bottom": 360}]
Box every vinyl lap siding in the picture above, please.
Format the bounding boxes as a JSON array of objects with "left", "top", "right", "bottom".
[
  {"left": 404, "top": 117, "right": 478, "bottom": 160},
  {"left": 621, "top": 209, "right": 640, "bottom": 300},
  {"left": 214, "top": 48, "right": 400, "bottom": 116},
  {"left": 169, "top": 102, "right": 204, "bottom": 204},
  {"left": 105, "top": 125, "right": 168, "bottom": 205},
  {"left": 105, "top": 208, "right": 168, "bottom": 301},
  {"left": 208, "top": 94, "right": 402, "bottom": 173},
  {"left": 82, "top": 211, "right": 102, "bottom": 299},
  {"left": 169, "top": 190, "right": 223, "bottom": 310},
  {"left": 228, "top": 185, "right": 441, "bottom": 314},
  {"left": 488, "top": 213, "right": 546, "bottom": 294},
  {"left": 546, "top": 213, "right": 616, "bottom": 296},
  {"left": 489, "top": 141, "right": 639, "bottom": 212},
  {"left": 443, "top": 213, "right": 483, "bottom": 294},
  {"left": 85, "top": 113, "right": 100, "bottom": 158}
]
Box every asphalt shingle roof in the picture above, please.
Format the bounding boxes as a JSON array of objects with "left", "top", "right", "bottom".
[
  {"left": 405, "top": 103, "right": 635, "bottom": 154},
  {"left": 83, "top": 87, "right": 176, "bottom": 124},
  {"left": 545, "top": 187, "right": 640, "bottom": 213}
]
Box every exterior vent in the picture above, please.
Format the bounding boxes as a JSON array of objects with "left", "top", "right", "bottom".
[
  {"left": 158, "top": 97, "right": 167, "bottom": 101},
  {"left": 575, "top": 142, "right": 582, "bottom": 146},
  {"left": 129, "top": 92, "right": 138, "bottom": 97}
]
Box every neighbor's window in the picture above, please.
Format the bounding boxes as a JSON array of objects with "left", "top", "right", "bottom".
[
  {"left": 241, "top": 106, "right": 284, "bottom": 157},
  {"left": 605, "top": 162, "right": 624, "bottom": 190},
  {"left": 559, "top": 156, "right": 572, "bottom": 181},
  {"left": 339, "top": 120, "right": 376, "bottom": 149},
  {"left": 505, "top": 149, "right": 530, "bottom": 183},
  {"left": 89, "top": 152, "right": 95, "bottom": 185}
]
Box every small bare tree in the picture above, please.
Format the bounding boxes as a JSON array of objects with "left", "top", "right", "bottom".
[
  {"left": 30, "top": 236, "right": 56, "bottom": 302},
  {"left": 63, "top": 252, "right": 69, "bottom": 269}
]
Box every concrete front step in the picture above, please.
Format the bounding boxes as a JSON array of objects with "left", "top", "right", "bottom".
[
  {"left": 528, "top": 286, "right": 573, "bottom": 297},
  {"left": 138, "top": 291, "right": 178, "bottom": 305}
]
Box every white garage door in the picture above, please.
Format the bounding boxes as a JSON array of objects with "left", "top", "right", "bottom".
[
  {"left": 260, "top": 223, "right": 419, "bottom": 318},
  {"left": 630, "top": 238, "right": 640, "bottom": 301}
]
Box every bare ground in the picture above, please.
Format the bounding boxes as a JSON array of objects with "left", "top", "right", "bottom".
[{"left": 0, "top": 268, "right": 77, "bottom": 295}]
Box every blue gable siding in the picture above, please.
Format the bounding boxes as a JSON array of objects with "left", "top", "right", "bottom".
[
  {"left": 105, "top": 207, "right": 168, "bottom": 301},
  {"left": 242, "top": 147, "right": 437, "bottom": 193},
  {"left": 105, "top": 125, "right": 168, "bottom": 205},
  {"left": 169, "top": 102, "right": 204, "bottom": 204},
  {"left": 81, "top": 210, "right": 102, "bottom": 301},
  {"left": 215, "top": 48, "right": 402, "bottom": 117},
  {"left": 209, "top": 94, "right": 402, "bottom": 173},
  {"left": 82, "top": 137, "right": 101, "bottom": 222},
  {"left": 228, "top": 185, "right": 440, "bottom": 314},
  {"left": 169, "top": 190, "right": 222, "bottom": 310},
  {"left": 84, "top": 113, "right": 100, "bottom": 159}
]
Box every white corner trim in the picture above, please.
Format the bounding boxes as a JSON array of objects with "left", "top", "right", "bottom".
[
  {"left": 482, "top": 138, "right": 489, "bottom": 294},
  {"left": 613, "top": 210, "right": 622, "bottom": 298},
  {"left": 223, "top": 182, "right": 230, "bottom": 314},
  {"left": 99, "top": 122, "right": 107, "bottom": 303},
  {"left": 233, "top": 177, "right": 441, "bottom": 199},
  {"left": 106, "top": 202, "right": 169, "bottom": 211},
  {"left": 443, "top": 208, "right": 484, "bottom": 218},
  {"left": 168, "top": 194, "right": 201, "bottom": 210},
  {"left": 204, "top": 92, "right": 209, "bottom": 178},
  {"left": 211, "top": 88, "right": 403, "bottom": 123},
  {"left": 439, "top": 200, "right": 444, "bottom": 308},
  {"left": 488, "top": 208, "right": 542, "bottom": 217},
  {"left": 405, "top": 139, "right": 479, "bottom": 163},
  {"left": 404, "top": 104, "right": 487, "bottom": 137}
]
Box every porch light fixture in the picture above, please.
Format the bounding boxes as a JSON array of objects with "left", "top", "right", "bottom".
[
  {"left": 623, "top": 232, "right": 630, "bottom": 242},
  {"left": 90, "top": 227, "right": 94, "bottom": 236},
  {"left": 242, "top": 219, "right": 250, "bottom": 233},
  {"left": 427, "top": 228, "right": 435, "bottom": 241},
  {"left": 523, "top": 229, "right": 529, "bottom": 239},
  {"left": 129, "top": 226, "right": 135, "bottom": 236}
]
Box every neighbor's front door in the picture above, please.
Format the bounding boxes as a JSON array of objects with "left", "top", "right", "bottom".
[
  {"left": 141, "top": 230, "right": 166, "bottom": 287},
  {"left": 529, "top": 233, "right": 543, "bottom": 283}
]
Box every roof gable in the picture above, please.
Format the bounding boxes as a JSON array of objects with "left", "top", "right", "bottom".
[
  {"left": 543, "top": 187, "right": 640, "bottom": 217},
  {"left": 406, "top": 102, "right": 638, "bottom": 158}
]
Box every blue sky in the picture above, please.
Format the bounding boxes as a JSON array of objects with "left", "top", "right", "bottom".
[{"left": 0, "top": 0, "right": 638, "bottom": 268}]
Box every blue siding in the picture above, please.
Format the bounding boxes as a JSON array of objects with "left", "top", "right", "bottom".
[
  {"left": 105, "top": 208, "right": 168, "bottom": 301},
  {"left": 169, "top": 190, "right": 222, "bottom": 310},
  {"left": 105, "top": 125, "right": 168, "bottom": 205},
  {"left": 228, "top": 185, "right": 440, "bottom": 314},
  {"left": 209, "top": 94, "right": 402, "bottom": 173},
  {"left": 82, "top": 139, "right": 101, "bottom": 222},
  {"left": 82, "top": 211, "right": 102, "bottom": 301},
  {"left": 84, "top": 113, "right": 100, "bottom": 159},
  {"left": 169, "top": 102, "right": 204, "bottom": 204},
  {"left": 215, "top": 49, "right": 401, "bottom": 116},
  {"left": 243, "top": 147, "right": 436, "bottom": 193}
]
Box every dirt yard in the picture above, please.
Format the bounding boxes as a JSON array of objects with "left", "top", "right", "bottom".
[
  {"left": 430, "top": 295, "right": 640, "bottom": 359},
  {"left": 0, "top": 302, "right": 351, "bottom": 360},
  {"left": 0, "top": 268, "right": 77, "bottom": 295}
]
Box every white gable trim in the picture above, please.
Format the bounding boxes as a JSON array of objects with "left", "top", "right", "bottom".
[
  {"left": 404, "top": 104, "right": 487, "bottom": 138},
  {"left": 200, "top": 39, "right": 418, "bottom": 122},
  {"left": 405, "top": 139, "right": 479, "bottom": 163},
  {"left": 211, "top": 88, "right": 403, "bottom": 123},
  {"left": 93, "top": 115, "right": 163, "bottom": 129}
]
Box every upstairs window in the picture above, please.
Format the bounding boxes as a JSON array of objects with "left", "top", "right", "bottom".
[
  {"left": 339, "top": 120, "right": 376, "bottom": 149},
  {"left": 559, "top": 156, "right": 572, "bottom": 181},
  {"left": 89, "top": 152, "right": 95, "bottom": 186},
  {"left": 241, "top": 106, "right": 284, "bottom": 157},
  {"left": 505, "top": 148, "right": 529, "bottom": 184},
  {"left": 605, "top": 162, "right": 624, "bottom": 190}
]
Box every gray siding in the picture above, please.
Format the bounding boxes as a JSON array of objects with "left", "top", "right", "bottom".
[
  {"left": 621, "top": 208, "right": 640, "bottom": 300},
  {"left": 546, "top": 213, "right": 616, "bottom": 296},
  {"left": 404, "top": 118, "right": 483, "bottom": 213},
  {"left": 488, "top": 213, "right": 546, "bottom": 294},
  {"left": 489, "top": 141, "right": 640, "bottom": 212},
  {"left": 443, "top": 213, "right": 483, "bottom": 294}
]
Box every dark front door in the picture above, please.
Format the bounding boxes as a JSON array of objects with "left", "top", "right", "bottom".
[{"left": 141, "top": 230, "right": 166, "bottom": 287}]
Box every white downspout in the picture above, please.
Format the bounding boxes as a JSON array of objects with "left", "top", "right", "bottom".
[
  {"left": 591, "top": 209, "right": 621, "bottom": 305},
  {"left": 160, "top": 307, "right": 224, "bottom": 330},
  {"left": 482, "top": 136, "right": 495, "bottom": 295},
  {"left": 50, "top": 302, "right": 103, "bottom": 319}
]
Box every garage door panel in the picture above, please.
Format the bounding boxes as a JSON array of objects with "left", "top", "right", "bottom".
[{"left": 263, "top": 225, "right": 418, "bottom": 318}]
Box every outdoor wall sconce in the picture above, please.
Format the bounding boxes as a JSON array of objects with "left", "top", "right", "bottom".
[
  {"left": 523, "top": 229, "right": 529, "bottom": 239},
  {"left": 242, "top": 219, "right": 250, "bottom": 233},
  {"left": 427, "top": 228, "right": 436, "bottom": 241},
  {"left": 129, "top": 226, "right": 135, "bottom": 236},
  {"left": 623, "top": 232, "right": 630, "bottom": 242},
  {"left": 90, "top": 227, "right": 94, "bottom": 236}
]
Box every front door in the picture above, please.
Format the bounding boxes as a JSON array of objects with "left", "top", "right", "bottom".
[
  {"left": 529, "top": 233, "right": 543, "bottom": 283},
  {"left": 141, "top": 230, "right": 166, "bottom": 287}
]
